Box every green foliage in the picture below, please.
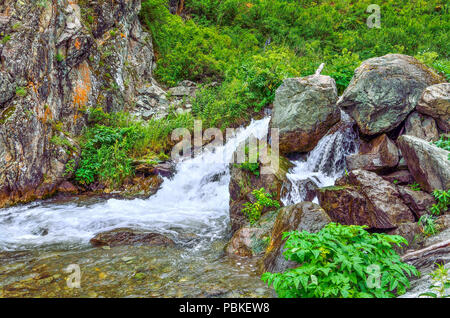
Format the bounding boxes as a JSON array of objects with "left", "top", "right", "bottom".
[
  {"left": 64, "top": 159, "right": 76, "bottom": 177},
  {"left": 76, "top": 108, "right": 194, "bottom": 186},
  {"left": 409, "top": 182, "right": 422, "bottom": 191},
  {"left": 242, "top": 188, "right": 280, "bottom": 224},
  {"left": 1, "top": 34, "right": 11, "bottom": 44},
  {"left": 434, "top": 135, "right": 450, "bottom": 160},
  {"left": 420, "top": 263, "right": 450, "bottom": 298},
  {"left": 262, "top": 223, "right": 419, "bottom": 298},
  {"left": 418, "top": 214, "right": 438, "bottom": 236},
  {"left": 15, "top": 86, "right": 27, "bottom": 97},
  {"left": 235, "top": 145, "right": 260, "bottom": 176},
  {"left": 56, "top": 53, "right": 65, "bottom": 62},
  {"left": 140, "top": 0, "right": 448, "bottom": 131},
  {"left": 429, "top": 189, "right": 450, "bottom": 216}
]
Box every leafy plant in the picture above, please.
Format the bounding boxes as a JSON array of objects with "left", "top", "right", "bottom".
[
  {"left": 429, "top": 189, "right": 450, "bottom": 216},
  {"left": 262, "top": 223, "right": 419, "bottom": 298},
  {"left": 242, "top": 188, "right": 280, "bottom": 225},
  {"left": 420, "top": 264, "right": 450, "bottom": 298},
  {"left": 418, "top": 214, "right": 438, "bottom": 236},
  {"left": 235, "top": 145, "right": 260, "bottom": 176},
  {"left": 434, "top": 135, "right": 450, "bottom": 160},
  {"left": 409, "top": 182, "right": 422, "bottom": 191}
]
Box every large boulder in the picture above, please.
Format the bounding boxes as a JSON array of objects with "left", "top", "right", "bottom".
[
  {"left": 405, "top": 112, "right": 439, "bottom": 142},
  {"left": 397, "top": 135, "right": 450, "bottom": 192},
  {"left": 259, "top": 202, "right": 331, "bottom": 273},
  {"left": 271, "top": 75, "right": 340, "bottom": 154},
  {"left": 318, "top": 170, "right": 415, "bottom": 229},
  {"left": 337, "top": 54, "right": 445, "bottom": 135},
  {"left": 416, "top": 83, "right": 450, "bottom": 132},
  {"left": 346, "top": 134, "right": 399, "bottom": 172}
]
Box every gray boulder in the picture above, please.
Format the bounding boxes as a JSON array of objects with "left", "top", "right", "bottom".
[
  {"left": 337, "top": 54, "right": 445, "bottom": 135},
  {"left": 271, "top": 75, "right": 340, "bottom": 154},
  {"left": 397, "top": 135, "right": 450, "bottom": 192},
  {"left": 416, "top": 83, "right": 450, "bottom": 132},
  {"left": 405, "top": 112, "right": 439, "bottom": 142}
]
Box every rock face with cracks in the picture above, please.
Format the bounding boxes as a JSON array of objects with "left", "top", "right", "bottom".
[{"left": 0, "top": 0, "right": 156, "bottom": 208}]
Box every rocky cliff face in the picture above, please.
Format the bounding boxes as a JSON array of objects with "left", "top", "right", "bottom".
[{"left": 0, "top": 0, "right": 155, "bottom": 208}]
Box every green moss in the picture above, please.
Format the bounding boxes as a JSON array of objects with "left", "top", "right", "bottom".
[{"left": 0, "top": 106, "right": 16, "bottom": 124}]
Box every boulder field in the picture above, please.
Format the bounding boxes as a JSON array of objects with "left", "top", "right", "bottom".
[{"left": 228, "top": 54, "right": 449, "bottom": 276}]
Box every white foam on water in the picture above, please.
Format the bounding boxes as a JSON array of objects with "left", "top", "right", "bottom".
[{"left": 0, "top": 118, "right": 271, "bottom": 251}]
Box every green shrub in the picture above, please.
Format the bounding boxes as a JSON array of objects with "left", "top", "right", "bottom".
[
  {"left": 262, "top": 223, "right": 419, "bottom": 298},
  {"left": 429, "top": 189, "right": 450, "bottom": 216},
  {"left": 434, "top": 135, "right": 450, "bottom": 161},
  {"left": 418, "top": 214, "right": 438, "bottom": 236},
  {"left": 242, "top": 188, "right": 280, "bottom": 224},
  {"left": 75, "top": 108, "right": 194, "bottom": 186}
]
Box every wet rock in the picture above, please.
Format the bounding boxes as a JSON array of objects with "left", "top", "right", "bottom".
[
  {"left": 337, "top": 54, "right": 445, "bottom": 135},
  {"left": 318, "top": 170, "right": 415, "bottom": 229},
  {"left": 405, "top": 112, "right": 439, "bottom": 142},
  {"left": 397, "top": 186, "right": 436, "bottom": 219},
  {"left": 226, "top": 211, "right": 278, "bottom": 257},
  {"left": 281, "top": 177, "right": 318, "bottom": 203},
  {"left": 416, "top": 83, "right": 450, "bottom": 132},
  {"left": 57, "top": 181, "right": 78, "bottom": 194},
  {"left": 346, "top": 134, "right": 399, "bottom": 172},
  {"left": 271, "top": 75, "right": 340, "bottom": 154},
  {"left": 90, "top": 228, "right": 175, "bottom": 247},
  {"left": 134, "top": 161, "right": 175, "bottom": 178},
  {"left": 260, "top": 202, "right": 331, "bottom": 273},
  {"left": 397, "top": 135, "right": 450, "bottom": 192},
  {"left": 382, "top": 170, "right": 415, "bottom": 185}
]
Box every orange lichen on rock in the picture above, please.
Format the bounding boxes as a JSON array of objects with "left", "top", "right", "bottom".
[
  {"left": 74, "top": 38, "right": 81, "bottom": 50},
  {"left": 72, "top": 61, "right": 92, "bottom": 122}
]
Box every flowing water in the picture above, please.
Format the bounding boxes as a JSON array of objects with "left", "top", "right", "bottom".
[
  {"left": 0, "top": 115, "right": 359, "bottom": 298},
  {"left": 281, "top": 112, "right": 359, "bottom": 205}
]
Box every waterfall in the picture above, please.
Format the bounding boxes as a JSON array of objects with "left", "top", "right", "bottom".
[
  {"left": 281, "top": 112, "right": 359, "bottom": 206},
  {"left": 0, "top": 118, "right": 271, "bottom": 251}
]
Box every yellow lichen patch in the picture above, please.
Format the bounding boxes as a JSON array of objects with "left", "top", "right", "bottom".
[{"left": 72, "top": 61, "right": 92, "bottom": 122}]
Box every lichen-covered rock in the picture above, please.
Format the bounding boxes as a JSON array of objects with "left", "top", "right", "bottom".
[
  {"left": 405, "top": 112, "right": 439, "bottom": 142},
  {"left": 90, "top": 228, "right": 175, "bottom": 247},
  {"left": 337, "top": 54, "right": 445, "bottom": 135},
  {"left": 397, "top": 135, "right": 450, "bottom": 192},
  {"left": 270, "top": 75, "right": 340, "bottom": 154},
  {"left": 416, "top": 83, "right": 450, "bottom": 132},
  {"left": 318, "top": 170, "right": 415, "bottom": 229},
  {"left": 259, "top": 202, "right": 331, "bottom": 274},
  {"left": 0, "top": 0, "right": 156, "bottom": 208},
  {"left": 346, "top": 134, "right": 399, "bottom": 172}
]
